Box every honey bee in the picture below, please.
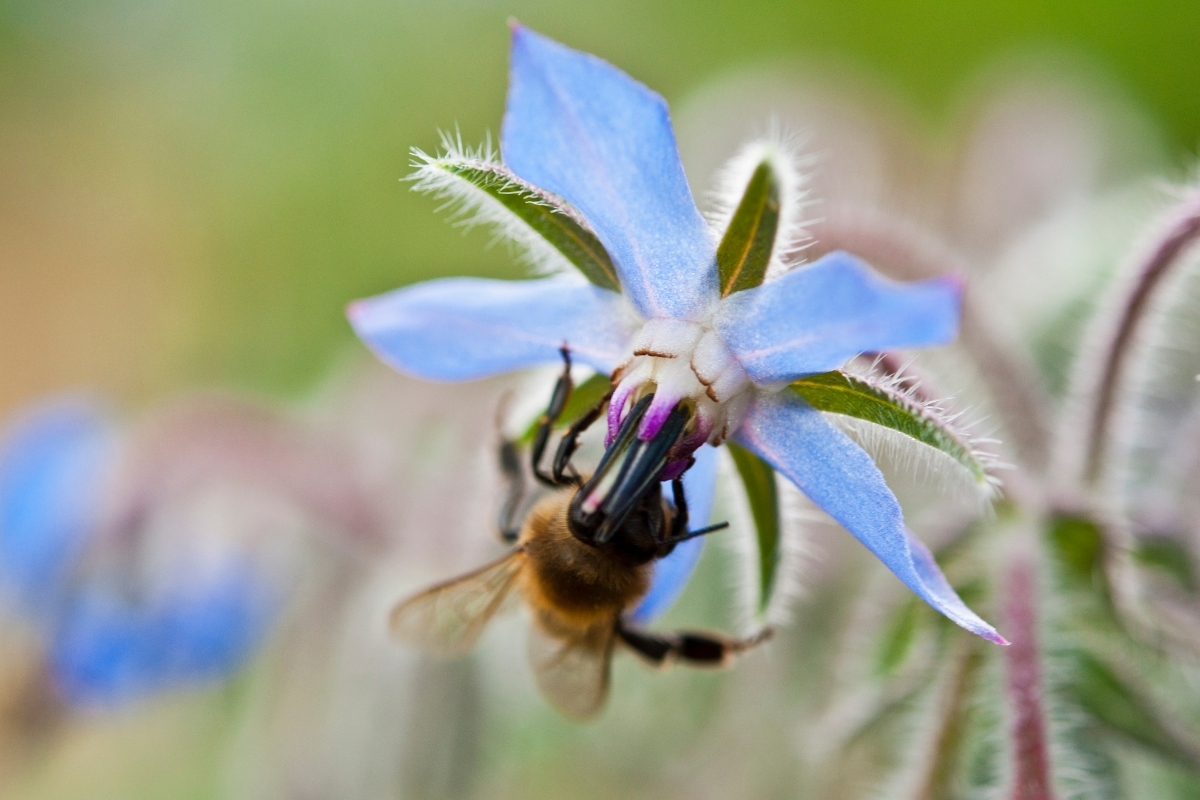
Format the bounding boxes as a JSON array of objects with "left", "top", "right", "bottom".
[{"left": 390, "top": 350, "right": 770, "bottom": 719}]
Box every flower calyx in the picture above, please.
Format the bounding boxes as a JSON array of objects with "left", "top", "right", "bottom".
[{"left": 609, "top": 317, "right": 752, "bottom": 478}]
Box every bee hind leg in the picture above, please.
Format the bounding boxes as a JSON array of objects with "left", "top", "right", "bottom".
[
  {"left": 531, "top": 345, "right": 613, "bottom": 488},
  {"left": 531, "top": 346, "right": 577, "bottom": 487},
  {"left": 551, "top": 387, "right": 610, "bottom": 485},
  {"left": 617, "top": 621, "right": 773, "bottom": 668}
]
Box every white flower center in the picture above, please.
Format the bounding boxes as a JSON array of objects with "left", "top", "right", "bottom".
[{"left": 608, "top": 318, "right": 751, "bottom": 452}]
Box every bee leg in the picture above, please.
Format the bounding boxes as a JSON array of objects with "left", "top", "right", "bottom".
[
  {"left": 615, "top": 624, "right": 674, "bottom": 665},
  {"left": 667, "top": 478, "right": 689, "bottom": 543},
  {"left": 551, "top": 387, "right": 611, "bottom": 486},
  {"left": 531, "top": 346, "right": 575, "bottom": 487},
  {"left": 654, "top": 478, "right": 729, "bottom": 556},
  {"left": 617, "top": 622, "right": 773, "bottom": 668},
  {"left": 497, "top": 438, "right": 524, "bottom": 544}
]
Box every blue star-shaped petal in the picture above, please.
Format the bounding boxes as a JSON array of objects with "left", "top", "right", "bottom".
[{"left": 350, "top": 25, "right": 1003, "bottom": 644}]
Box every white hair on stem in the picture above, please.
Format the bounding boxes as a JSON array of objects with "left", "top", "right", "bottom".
[
  {"left": 706, "top": 124, "right": 817, "bottom": 280},
  {"left": 868, "top": 636, "right": 986, "bottom": 800},
  {"left": 407, "top": 129, "right": 578, "bottom": 278},
  {"left": 1106, "top": 223, "right": 1200, "bottom": 520},
  {"left": 1056, "top": 183, "right": 1200, "bottom": 491},
  {"left": 801, "top": 564, "right": 946, "bottom": 771},
  {"left": 1039, "top": 594, "right": 1125, "bottom": 800}
]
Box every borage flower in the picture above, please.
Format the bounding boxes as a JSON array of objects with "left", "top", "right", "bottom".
[
  {"left": 349, "top": 25, "right": 1006, "bottom": 644},
  {"left": 0, "top": 396, "right": 357, "bottom": 704}
]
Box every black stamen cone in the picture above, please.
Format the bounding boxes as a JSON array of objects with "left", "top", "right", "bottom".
[{"left": 569, "top": 393, "right": 690, "bottom": 545}]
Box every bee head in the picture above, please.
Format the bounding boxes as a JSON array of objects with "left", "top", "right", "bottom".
[{"left": 567, "top": 393, "right": 689, "bottom": 559}]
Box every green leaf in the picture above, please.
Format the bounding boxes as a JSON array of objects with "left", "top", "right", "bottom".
[
  {"left": 1045, "top": 514, "right": 1119, "bottom": 625},
  {"left": 876, "top": 597, "right": 923, "bottom": 676},
  {"left": 1047, "top": 514, "right": 1105, "bottom": 585},
  {"left": 716, "top": 160, "right": 780, "bottom": 297},
  {"left": 790, "top": 371, "right": 991, "bottom": 486},
  {"left": 727, "top": 442, "right": 781, "bottom": 613},
  {"left": 1134, "top": 535, "right": 1196, "bottom": 593},
  {"left": 519, "top": 372, "right": 612, "bottom": 444},
  {"left": 413, "top": 150, "right": 621, "bottom": 292},
  {"left": 1071, "top": 650, "right": 1200, "bottom": 769}
]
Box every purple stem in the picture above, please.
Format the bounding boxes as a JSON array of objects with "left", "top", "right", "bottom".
[
  {"left": 1081, "top": 189, "right": 1200, "bottom": 485},
  {"left": 1004, "top": 557, "right": 1056, "bottom": 800}
]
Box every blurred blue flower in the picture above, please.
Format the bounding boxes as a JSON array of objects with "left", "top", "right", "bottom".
[
  {"left": 0, "top": 400, "right": 113, "bottom": 616},
  {"left": 349, "top": 25, "right": 1003, "bottom": 643},
  {"left": 50, "top": 563, "right": 277, "bottom": 705},
  {"left": 0, "top": 398, "right": 290, "bottom": 705}
]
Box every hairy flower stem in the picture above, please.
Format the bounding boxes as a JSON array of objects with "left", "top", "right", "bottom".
[
  {"left": 906, "top": 636, "right": 984, "bottom": 800},
  {"left": 811, "top": 206, "right": 1052, "bottom": 471},
  {"left": 1079, "top": 189, "right": 1200, "bottom": 486},
  {"left": 1003, "top": 557, "right": 1055, "bottom": 800}
]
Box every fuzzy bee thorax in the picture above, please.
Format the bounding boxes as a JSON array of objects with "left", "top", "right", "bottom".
[{"left": 517, "top": 494, "right": 652, "bottom": 627}]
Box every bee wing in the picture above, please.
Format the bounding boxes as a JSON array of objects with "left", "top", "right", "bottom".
[
  {"left": 527, "top": 616, "right": 616, "bottom": 719},
  {"left": 389, "top": 551, "right": 525, "bottom": 657}
]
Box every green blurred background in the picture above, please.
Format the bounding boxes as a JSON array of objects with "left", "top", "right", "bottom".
[{"left": 1, "top": 0, "right": 1197, "bottom": 414}]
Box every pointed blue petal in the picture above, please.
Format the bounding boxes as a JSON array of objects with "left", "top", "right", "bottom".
[
  {"left": 0, "top": 399, "right": 114, "bottom": 613},
  {"left": 49, "top": 564, "right": 277, "bottom": 705},
  {"left": 348, "top": 276, "right": 635, "bottom": 381},
  {"left": 502, "top": 26, "right": 717, "bottom": 322},
  {"left": 716, "top": 251, "right": 962, "bottom": 384},
  {"left": 627, "top": 444, "right": 719, "bottom": 625},
  {"left": 735, "top": 392, "right": 1006, "bottom": 644}
]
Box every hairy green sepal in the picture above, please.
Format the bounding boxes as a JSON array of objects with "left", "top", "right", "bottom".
[
  {"left": 876, "top": 597, "right": 923, "bottom": 676},
  {"left": 431, "top": 159, "right": 620, "bottom": 292},
  {"left": 1134, "top": 535, "right": 1196, "bottom": 593},
  {"left": 790, "top": 371, "right": 990, "bottom": 486},
  {"left": 717, "top": 160, "right": 780, "bottom": 297},
  {"left": 728, "top": 442, "right": 781, "bottom": 613}
]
